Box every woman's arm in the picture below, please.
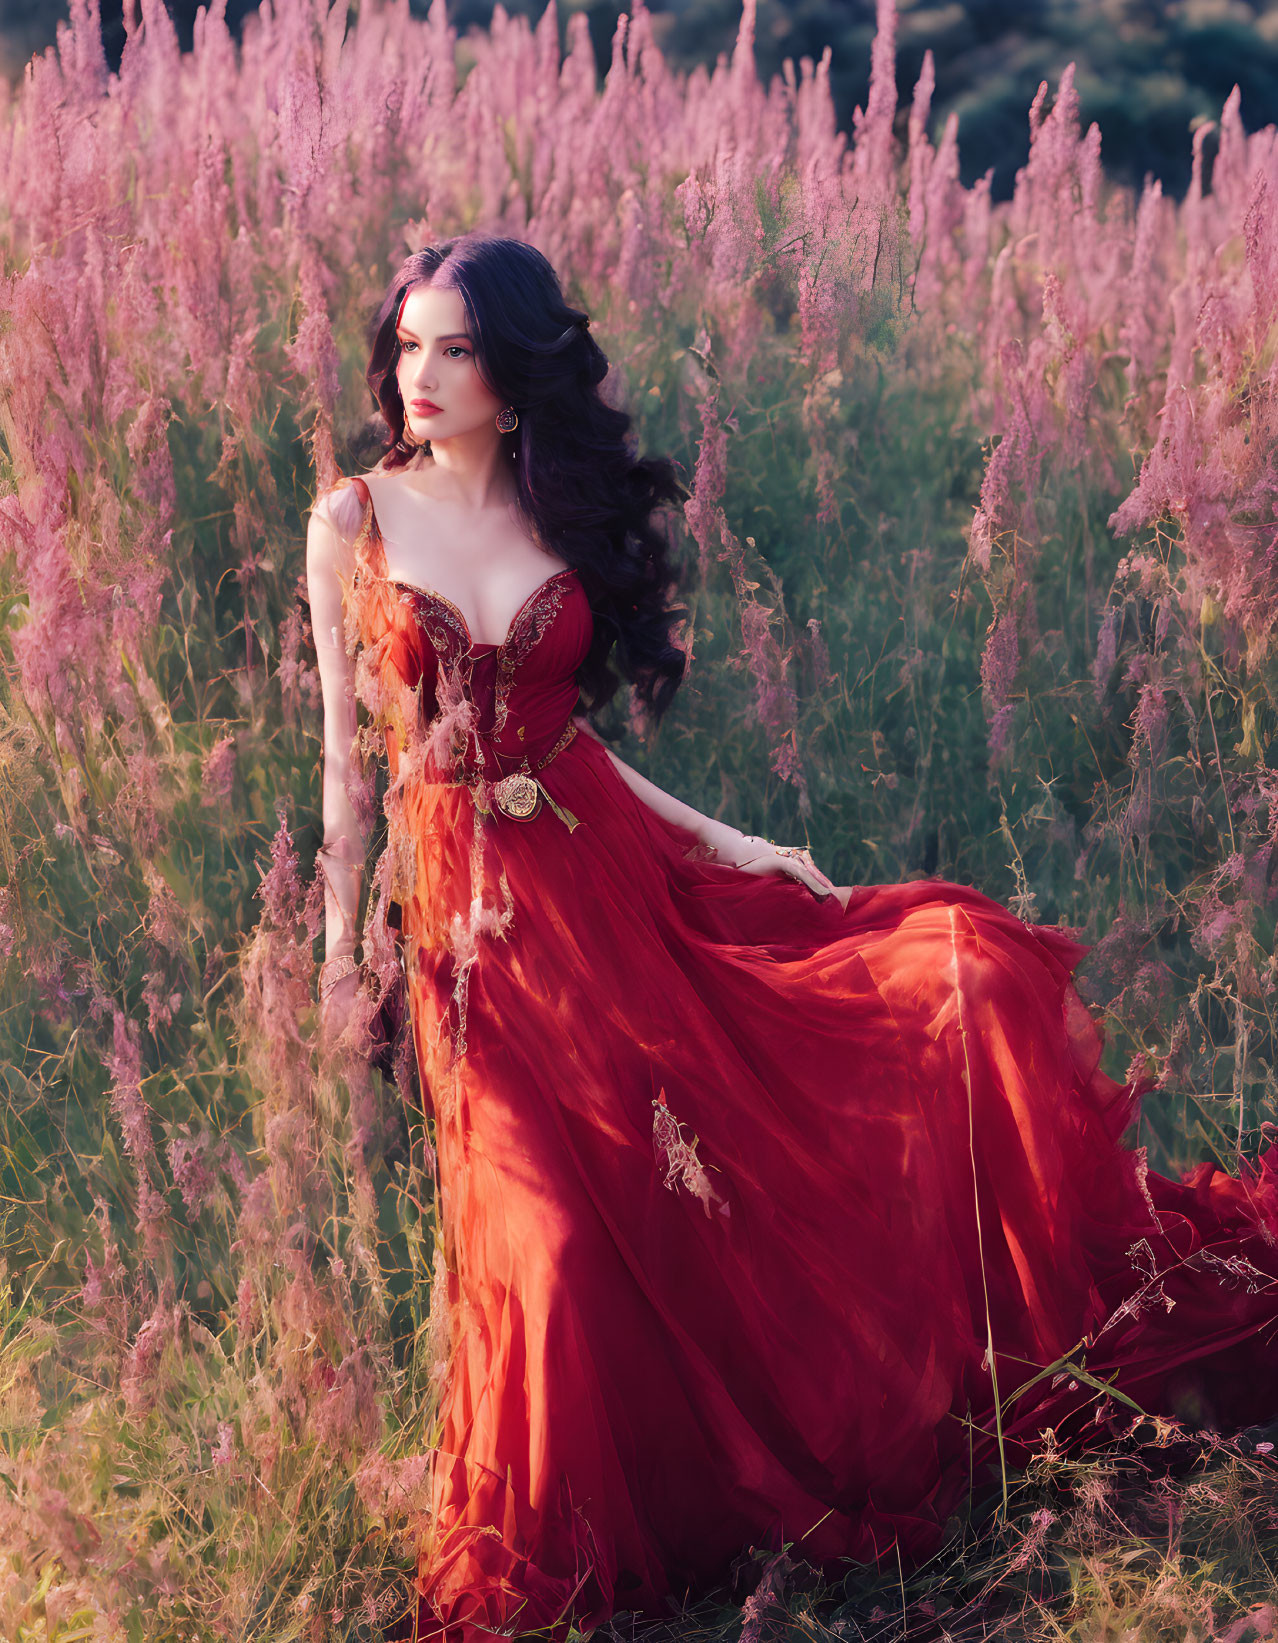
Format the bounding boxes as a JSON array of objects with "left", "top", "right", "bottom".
[
  {"left": 572, "top": 714, "right": 752, "bottom": 858},
  {"left": 571, "top": 714, "right": 841, "bottom": 899},
  {"left": 307, "top": 494, "right": 366, "bottom": 961}
]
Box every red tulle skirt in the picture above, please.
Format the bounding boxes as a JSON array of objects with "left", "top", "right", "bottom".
[{"left": 387, "top": 727, "right": 1278, "bottom": 1642}]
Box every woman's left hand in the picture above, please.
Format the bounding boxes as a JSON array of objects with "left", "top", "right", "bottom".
[
  {"left": 735, "top": 836, "right": 843, "bottom": 901},
  {"left": 701, "top": 823, "right": 845, "bottom": 903}
]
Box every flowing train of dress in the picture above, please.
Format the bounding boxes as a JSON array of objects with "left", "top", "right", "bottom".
[{"left": 319, "top": 474, "right": 1278, "bottom": 1643}]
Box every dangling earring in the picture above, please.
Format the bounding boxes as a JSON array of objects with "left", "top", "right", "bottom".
[{"left": 496, "top": 405, "right": 518, "bottom": 434}]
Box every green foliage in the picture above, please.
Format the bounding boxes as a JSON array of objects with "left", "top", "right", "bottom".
[{"left": 0, "top": 0, "right": 1276, "bottom": 1634}]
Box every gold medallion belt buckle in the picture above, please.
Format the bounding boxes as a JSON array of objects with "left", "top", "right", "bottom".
[
  {"left": 455, "top": 719, "right": 581, "bottom": 830},
  {"left": 491, "top": 769, "right": 541, "bottom": 820}
]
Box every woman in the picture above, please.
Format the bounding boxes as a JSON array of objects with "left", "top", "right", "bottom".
[{"left": 307, "top": 233, "right": 1278, "bottom": 1643}]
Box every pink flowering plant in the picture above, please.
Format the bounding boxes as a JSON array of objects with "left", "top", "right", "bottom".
[{"left": 0, "top": 0, "right": 1276, "bottom": 1635}]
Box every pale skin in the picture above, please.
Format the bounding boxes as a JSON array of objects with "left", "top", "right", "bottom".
[{"left": 308, "top": 280, "right": 846, "bottom": 1037}]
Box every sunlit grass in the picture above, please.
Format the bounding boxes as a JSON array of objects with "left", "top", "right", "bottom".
[{"left": 0, "top": 0, "right": 1276, "bottom": 1634}]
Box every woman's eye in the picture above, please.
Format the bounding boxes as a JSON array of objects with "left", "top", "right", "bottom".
[{"left": 398, "top": 341, "right": 469, "bottom": 359}]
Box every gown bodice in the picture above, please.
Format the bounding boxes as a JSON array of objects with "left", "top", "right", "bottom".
[{"left": 338, "top": 473, "right": 595, "bottom": 788}]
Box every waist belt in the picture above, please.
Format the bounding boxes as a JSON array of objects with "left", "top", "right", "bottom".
[{"left": 446, "top": 718, "right": 581, "bottom": 830}]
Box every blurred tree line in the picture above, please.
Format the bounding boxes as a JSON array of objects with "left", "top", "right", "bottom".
[{"left": 3, "top": 0, "right": 1275, "bottom": 198}]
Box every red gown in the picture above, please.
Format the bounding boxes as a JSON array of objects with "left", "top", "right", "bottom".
[{"left": 325, "top": 474, "right": 1278, "bottom": 1642}]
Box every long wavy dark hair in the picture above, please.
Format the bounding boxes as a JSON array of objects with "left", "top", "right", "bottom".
[{"left": 362, "top": 233, "right": 689, "bottom": 724}]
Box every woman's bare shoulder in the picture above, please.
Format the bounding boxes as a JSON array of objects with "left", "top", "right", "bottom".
[{"left": 311, "top": 474, "right": 369, "bottom": 543}]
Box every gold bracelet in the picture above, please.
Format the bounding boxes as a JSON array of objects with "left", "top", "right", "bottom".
[{"left": 319, "top": 952, "right": 359, "bottom": 1000}]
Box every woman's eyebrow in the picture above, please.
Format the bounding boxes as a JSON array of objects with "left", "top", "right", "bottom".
[{"left": 397, "top": 327, "right": 473, "bottom": 342}]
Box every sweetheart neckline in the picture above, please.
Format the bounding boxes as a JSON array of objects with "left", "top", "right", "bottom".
[
  {"left": 352, "top": 480, "right": 579, "bottom": 655},
  {"left": 385, "top": 565, "right": 580, "bottom": 656}
]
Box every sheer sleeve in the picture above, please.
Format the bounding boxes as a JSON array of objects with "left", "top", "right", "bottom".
[{"left": 307, "top": 478, "right": 367, "bottom": 956}]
